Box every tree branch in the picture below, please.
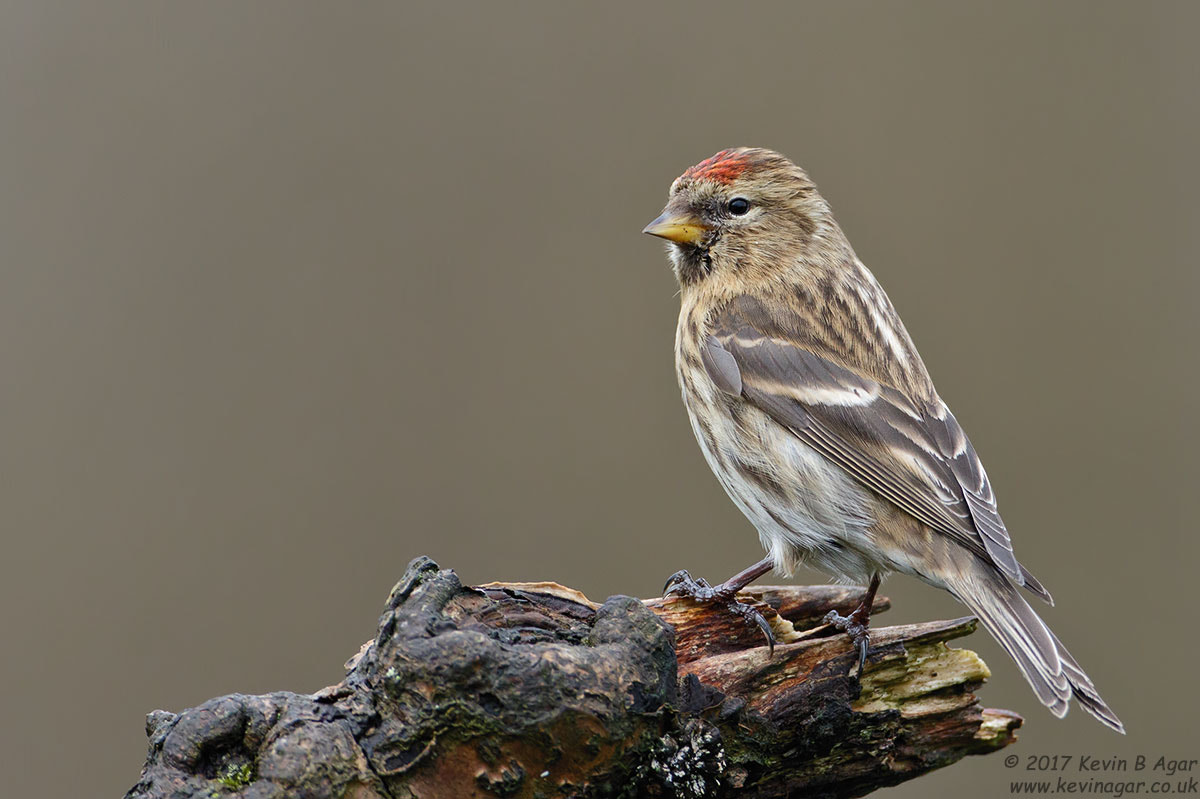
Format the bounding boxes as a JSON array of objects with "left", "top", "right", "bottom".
[{"left": 125, "top": 556, "right": 1020, "bottom": 799}]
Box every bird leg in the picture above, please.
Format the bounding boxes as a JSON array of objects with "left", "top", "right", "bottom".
[
  {"left": 663, "top": 557, "right": 776, "bottom": 653},
  {"left": 823, "top": 572, "right": 882, "bottom": 678}
]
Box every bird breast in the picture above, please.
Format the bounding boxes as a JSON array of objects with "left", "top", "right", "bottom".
[{"left": 674, "top": 301, "right": 882, "bottom": 580}]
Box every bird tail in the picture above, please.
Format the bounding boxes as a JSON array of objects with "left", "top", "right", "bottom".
[{"left": 946, "top": 564, "right": 1124, "bottom": 733}]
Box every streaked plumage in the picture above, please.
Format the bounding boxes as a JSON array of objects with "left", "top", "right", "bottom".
[{"left": 646, "top": 147, "right": 1122, "bottom": 732}]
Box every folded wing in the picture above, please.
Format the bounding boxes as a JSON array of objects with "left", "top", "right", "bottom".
[{"left": 705, "top": 297, "right": 1049, "bottom": 601}]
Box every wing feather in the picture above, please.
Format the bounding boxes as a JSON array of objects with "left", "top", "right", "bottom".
[{"left": 705, "top": 297, "right": 1048, "bottom": 600}]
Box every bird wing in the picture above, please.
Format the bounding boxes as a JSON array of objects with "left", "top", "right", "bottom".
[{"left": 705, "top": 297, "right": 1048, "bottom": 600}]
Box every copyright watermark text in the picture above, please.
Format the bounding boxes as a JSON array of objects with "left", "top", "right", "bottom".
[{"left": 1006, "top": 755, "right": 1198, "bottom": 796}]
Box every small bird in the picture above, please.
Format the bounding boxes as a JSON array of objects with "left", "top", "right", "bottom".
[{"left": 643, "top": 147, "right": 1122, "bottom": 732}]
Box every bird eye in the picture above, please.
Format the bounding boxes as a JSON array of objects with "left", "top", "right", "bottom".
[{"left": 727, "top": 197, "right": 750, "bottom": 216}]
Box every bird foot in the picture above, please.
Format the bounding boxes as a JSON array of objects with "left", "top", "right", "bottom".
[
  {"left": 823, "top": 608, "right": 872, "bottom": 677},
  {"left": 663, "top": 569, "right": 775, "bottom": 655}
]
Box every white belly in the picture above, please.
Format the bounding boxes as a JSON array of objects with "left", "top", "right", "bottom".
[{"left": 682, "top": 377, "right": 887, "bottom": 582}]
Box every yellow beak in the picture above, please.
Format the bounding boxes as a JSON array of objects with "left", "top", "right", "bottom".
[{"left": 642, "top": 211, "right": 710, "bottom": 245}]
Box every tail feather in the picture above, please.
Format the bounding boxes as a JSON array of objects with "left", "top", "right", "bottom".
[
  {"left": 949, "top": 567, "right": 1124, "bottom": 734},
  {"left": 1051, "top": 630, "right": 1126, "bottom": 733}
]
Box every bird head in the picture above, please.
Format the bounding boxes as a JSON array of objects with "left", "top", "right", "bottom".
[{"left": 643, "top": 148, "right": 836, "bottom": 289}]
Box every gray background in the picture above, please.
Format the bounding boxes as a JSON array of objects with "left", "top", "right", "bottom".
[{"left": 2, "top": 3, "right": 1196, "bottom": 797}]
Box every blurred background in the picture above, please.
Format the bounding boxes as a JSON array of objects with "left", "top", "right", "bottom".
[{"left": 1, "top": 2, "right": 1195, "bottom": 797}]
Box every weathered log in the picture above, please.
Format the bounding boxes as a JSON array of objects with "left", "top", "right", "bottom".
[{"left": 124, "top": 556, "right": 1020, "bottom": 799}]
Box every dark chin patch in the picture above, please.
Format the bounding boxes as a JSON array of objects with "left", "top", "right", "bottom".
[{"left": 675, "top": 244, "right": 713, "bottom": 285}]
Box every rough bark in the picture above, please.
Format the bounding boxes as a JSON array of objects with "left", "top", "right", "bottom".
[{"left": 124, "top": 556, "right": 1020, "bottom": 799}]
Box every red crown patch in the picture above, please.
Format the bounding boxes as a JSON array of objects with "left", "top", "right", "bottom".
[{"left": 680, "top": 149, "right": 751, "bottom": 185}]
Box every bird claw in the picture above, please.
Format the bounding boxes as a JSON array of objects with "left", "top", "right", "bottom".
[
  {"left": 729, "top": 599, "right": 775, "bottom": 656},
  {"left": 663, "top": 569, "right": 718, "bottom": 600},
  {"left": 663, "top": 569, "right": 775, "bottom": 655},
  {"left": 824, "top": 609, "right": 871, "bottom": 677}
]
